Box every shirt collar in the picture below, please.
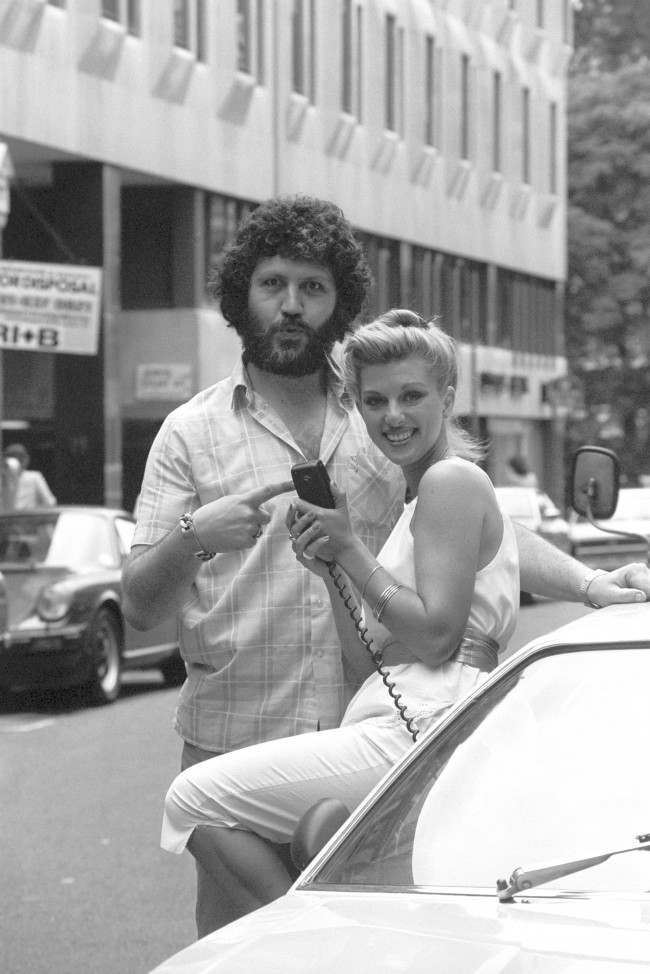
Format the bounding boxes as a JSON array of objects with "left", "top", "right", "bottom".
[{"left": 230, "top": 350, "right": 354, "bottom": 412}]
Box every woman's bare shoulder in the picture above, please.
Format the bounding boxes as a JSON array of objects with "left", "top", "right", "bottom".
[{"left": 419, "top": 456, "right": 492, "bottom": 496}]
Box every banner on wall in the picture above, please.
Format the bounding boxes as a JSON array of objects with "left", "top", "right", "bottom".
[{"left": 0, "top": 260, "right": 102, "bottom": 355}]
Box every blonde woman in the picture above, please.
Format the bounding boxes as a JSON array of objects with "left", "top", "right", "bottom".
[{"left": 160, "top": 310, "right": 519, "bottom": 916}]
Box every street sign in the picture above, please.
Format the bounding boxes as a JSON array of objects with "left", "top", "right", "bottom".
[
  {"left": 135, "top": 363, "right": 193, "bottom": 401},
  {"left": 0, "top": 260, "right": 102, "bottom": 355}
]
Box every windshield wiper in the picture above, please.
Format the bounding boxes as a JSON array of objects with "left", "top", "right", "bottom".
[{"left": 497, "top": 832, "right": 650, "bottom": 901}]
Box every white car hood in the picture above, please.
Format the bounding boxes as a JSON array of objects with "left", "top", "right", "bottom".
[{"left": 151, "top": 889, "right": 650, "bottom": 973}]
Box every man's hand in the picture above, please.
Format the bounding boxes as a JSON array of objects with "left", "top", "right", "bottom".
[
  {"left": 588, "top": 562, "right": 649, "bottom": 608},
  {"left": 193, "top": 481, "right": 294, "bottom": 552}
]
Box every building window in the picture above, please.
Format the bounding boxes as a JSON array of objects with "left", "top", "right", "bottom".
[
  {"left": 196, "top": 0, "right": 207, "bottom": 61},
  {"left": 424, "top": 35, "right": 435, "bottom": 146},
  {"left": 291, "top": 0, "right": 316, "bottom": 101},
  {"left": 101, "top": 0, "right": 119, "bottom": 20},
  {"left": 384, "top": 14, "right": 404, "bottom": 133},
  {"left": 536, "top": 0, "right": 544, "bottom": 28},
  {"left": 342, "top": 0, "right": 353, "bottom": 113},
  {"left": 459, "top": 260, "right": 487, "bottom": 344},
  {"left": 492, "top": 70, "right": 501, "bottom": 172},
  {"left": 562, "top": 0, "right": 569, "bottom": 43},
  {"left": 237, "top": 0, "right": 265, "bottom": 81},
  {"left": 341, "top": 1, "right": 363, "bottom": 119},
  {"left": 460, "top": 53, "right": 470, "bottom": 160},
  {"left": 256, "top": 0, "right": 265, "bottom": 83},
  {"left": 173, "top": 0, "right": 190, "bottom": 49},
  {"left": 237, "top": 0, "right": 252, "bottom": 72},
  {"left": 356, "top": 4, "right": 363, "bottom": 120},
  {"left": 549, "top": 101, "right": 557, "bottom": 193},
  {"left": 100, "top": 0, "right": 141, "bottom": 33},
  {"left": 127, "top": 0, "right": 141, "bottom": 36},
  {"left": 47, "top": 0, "right": 66, "bottom": 7},
  {"left": 292, "top": 0, "right": 304, "bottom": 94},
  {"left": 205, "top": 195, "right": 255, "bottom": 295},
  {"left": 522, "top": 86, "right": 530, "bottom": 184},
  {"left": 171, "top": 1, "right": 208, "bottom": 59}
]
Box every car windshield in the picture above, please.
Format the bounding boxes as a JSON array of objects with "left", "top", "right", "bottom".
[
  {"left": 305, "top": 646, "right": 650, "bottom": 895},
  {"left": 0, "top": 512, "right": 117, "bottom": 569}
]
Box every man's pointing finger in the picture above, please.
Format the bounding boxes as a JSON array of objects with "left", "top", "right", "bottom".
[{"left": 246, "top": 480, "right": 295, "bottom": 509}]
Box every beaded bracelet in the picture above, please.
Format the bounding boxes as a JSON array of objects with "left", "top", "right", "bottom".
[{"left": 372, "top": 583, "right": 406, "bottom": 623}]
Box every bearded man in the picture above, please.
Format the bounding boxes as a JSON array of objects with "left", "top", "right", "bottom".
[
  {"left": 123, "top": 196, "right": 404, "bottom": 935},
  {"left": 123, "top": 195, "right": 650, "bottom": 937}
]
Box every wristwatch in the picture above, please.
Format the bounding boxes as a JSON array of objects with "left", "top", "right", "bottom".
[
  {"left": 179, "top": 512, "right": 216, "bottom": 561},
  {"left": 580, "top": 568, "right": 607, "bottom": 608}
]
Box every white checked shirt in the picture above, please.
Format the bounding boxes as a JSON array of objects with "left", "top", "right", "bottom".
[{"left": 133, "top": 357, "right": 404, "bottom": 752}]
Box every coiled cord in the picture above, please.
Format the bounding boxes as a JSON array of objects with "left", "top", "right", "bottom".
[{"left": 326, "top": 561, "right": 419, "bottom": 743}]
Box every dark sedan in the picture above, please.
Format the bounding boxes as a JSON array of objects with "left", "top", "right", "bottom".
[{"left": 0, "top": 506, "right": 184, "bottom": 704}]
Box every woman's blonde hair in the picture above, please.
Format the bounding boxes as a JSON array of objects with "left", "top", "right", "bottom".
[{"left": 342, "top": 308, "right": 486, "bottom": 462}]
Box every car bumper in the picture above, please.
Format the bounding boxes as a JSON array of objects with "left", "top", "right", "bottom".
[{"left": 0, "top": 622, "right": 91, "bottom": 691}]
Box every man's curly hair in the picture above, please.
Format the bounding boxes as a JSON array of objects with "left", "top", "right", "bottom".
[{"left": 210, "top": 196, "right": 372, "bottom": 341}]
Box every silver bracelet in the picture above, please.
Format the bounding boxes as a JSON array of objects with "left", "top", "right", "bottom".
[
  {"left": 179, "top": 512, "right": 216, "bottom": 562},
  {"left": 372, "top": 583, "right": 405, "bottom": 623},
  {"left": 360, "top": 564, "right": 381, "bottom": 603}
]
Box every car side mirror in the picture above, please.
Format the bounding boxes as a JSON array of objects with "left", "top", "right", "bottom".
[
  {"left": 290, "top": 797, "right": 350, "bottom": 872},
  {"left": 571, "top": 446, "right": 620, "bottom": 521}
]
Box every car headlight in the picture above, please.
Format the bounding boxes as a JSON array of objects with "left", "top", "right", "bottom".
[{"left": 37, "top": 585, "right": 73, "bottom": 622}]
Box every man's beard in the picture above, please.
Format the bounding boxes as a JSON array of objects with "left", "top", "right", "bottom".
[{"left": 240, "top": 312, "right": 341, "bottom": 377}]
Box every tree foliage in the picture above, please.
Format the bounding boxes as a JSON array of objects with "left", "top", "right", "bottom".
[
  {"left": 567, "top": 2, "right": 650, "bottom": 480},
  {"left": 572, "top": 0, "right": 650, "bottom": 72}
]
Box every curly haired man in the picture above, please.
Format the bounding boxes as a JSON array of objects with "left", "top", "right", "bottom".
[
  {"left": 124, "top": 195, "right": 650, "bottom": 937},
  {"left": 123, "top": 196, "right": 405, "bottom": 934}
]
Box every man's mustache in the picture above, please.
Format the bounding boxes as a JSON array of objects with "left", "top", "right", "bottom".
[{"left": 273, "top": 317, "right": 309, "bottom": 331}]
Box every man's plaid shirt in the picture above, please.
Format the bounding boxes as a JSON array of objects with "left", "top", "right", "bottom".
[{"left": 133, "top": 358, "right": 404, "bottom": 753}]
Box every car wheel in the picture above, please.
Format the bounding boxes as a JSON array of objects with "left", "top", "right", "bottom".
[
  {"left": 84, "top": 608, "right": 122, "bottom": 705},
  {"left": 160, "top": 654, "right": 186, "bottom": 687}
]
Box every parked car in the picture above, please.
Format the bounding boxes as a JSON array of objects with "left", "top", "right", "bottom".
[
  {"left": 568, "top": 487, "right": 650, "bottom": 569},
  {"left": 494, "top": 486, "right": 571, "bottom": 554},
  {"left": 0, "top": 506, "right": 184, "bottom": 704},
  {"left": 150, "top": 599, "right": 650, "bottom": 974},
  {"left": 150, "top": 447, "right": 650, "bottom": 974}
]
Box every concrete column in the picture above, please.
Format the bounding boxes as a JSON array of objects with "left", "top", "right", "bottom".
[{"left": 102, "top": 164, "right": 122, "bottom": 508}]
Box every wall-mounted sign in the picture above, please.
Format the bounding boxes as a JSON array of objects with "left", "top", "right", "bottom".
[
  {"left": 135, "top": 363, "right": 193, "bottom": 401},
  {"left": 0, "top": 260, "right": 102, "bottom": 355}
]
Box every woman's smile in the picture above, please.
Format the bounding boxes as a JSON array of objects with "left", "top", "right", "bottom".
[{"left": 384, "top": 427, "right": 417, "bottom": 445}]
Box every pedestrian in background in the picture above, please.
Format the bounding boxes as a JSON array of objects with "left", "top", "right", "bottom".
[
  {"left": 505, "top": 453, "right": 539, "bottom": 489},
  {"left": 3, "top": 444, "right": 56, "bottom": 509},
  {"left": 0, "top": 456, "right": 20, "bottom": 512}
]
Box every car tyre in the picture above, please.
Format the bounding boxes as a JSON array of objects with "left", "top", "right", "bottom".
[
  {"left": 160, "top": 654, "right": 186, "bottom": 687},
  {"left": 84, "top": 607, "right": 122, "bottom": 705}
]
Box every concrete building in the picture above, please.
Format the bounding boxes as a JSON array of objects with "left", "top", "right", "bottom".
[{"left": 0, "top": 0, "right": 572, "bottom": 509}]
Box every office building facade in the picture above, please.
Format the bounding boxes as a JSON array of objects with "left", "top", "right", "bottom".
[{"left": 0, "top": 0, "right": 572, "bottom": 507}]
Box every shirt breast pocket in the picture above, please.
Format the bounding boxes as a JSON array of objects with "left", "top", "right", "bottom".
[{"left": 338, "top": 450, "right": 403, "bottom": 534}]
